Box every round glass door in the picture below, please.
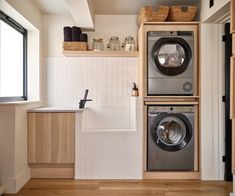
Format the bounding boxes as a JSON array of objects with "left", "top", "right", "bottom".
[
  {"left": 158, "top": 44, "right": 185, "bottom": 67},
  {"left": 152, "top": 37, "right": 192, "bottom": 76},
  {"left": 151, "top": 113, "right": 192, "bottom": 152}
]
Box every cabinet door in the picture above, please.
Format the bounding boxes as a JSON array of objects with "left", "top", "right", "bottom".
[{"left": 28, "top": 112, "right": 75, "bottom": 164}]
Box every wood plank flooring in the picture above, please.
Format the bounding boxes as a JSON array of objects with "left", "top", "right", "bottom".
[{"left": 6, "top": 179, "right": 233, "bottom": 196}]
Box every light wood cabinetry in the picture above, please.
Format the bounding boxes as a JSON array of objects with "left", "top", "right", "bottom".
[
  {"left": 138, "top": 23, "right": 199, "bottom": 97},
  {"left": 28, "top": 112, "right": 76, "bottom": 178},
  {"left": 63, "top": 50, "right": 139, "bottom": 57},
  {"left": 28, "top": 112, "right": 75, "bottom": 164},
  {"left": 138, "top": 22, "right": 200, "bottom": 179}
]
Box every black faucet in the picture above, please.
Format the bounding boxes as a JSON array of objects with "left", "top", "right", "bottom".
[{"left": 79, "top": 89, "right": 92, "bottom": 109}]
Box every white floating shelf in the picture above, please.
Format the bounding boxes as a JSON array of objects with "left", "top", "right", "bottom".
[{"left": 63, "top": 50, "right": 139, "bottom": 57}]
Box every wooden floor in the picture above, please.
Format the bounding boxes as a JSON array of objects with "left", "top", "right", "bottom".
[{"left": 6, "top": 179, "right": 233, "bottom": 196}]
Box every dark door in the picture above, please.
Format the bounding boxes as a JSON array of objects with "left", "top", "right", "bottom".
[
  {"left": 223, "top": 23, "right": 233, "bottom": 181},
  {"left": 150, "top": 113, "right": 193, "bottom": 152},
  {"left": 151, "top": 37, "right": 192, "bottom": 76}
]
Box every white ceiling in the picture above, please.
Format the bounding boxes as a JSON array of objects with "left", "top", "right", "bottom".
[
  {"left": 32, "top": 0, "right": 200, "bottom": 15},
  {"left": 93, "top": 0, "right": 200, "bottom": 15},
  {"left": 32, "top": 0, "right": 69, "bottom": 14}
]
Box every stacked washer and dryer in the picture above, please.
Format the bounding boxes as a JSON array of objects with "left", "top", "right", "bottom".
[{"left": 139, "top": 24, "right": 199, "bottom": 178}]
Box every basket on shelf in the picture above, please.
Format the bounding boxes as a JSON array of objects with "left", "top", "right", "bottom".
[
  {"left": 168, "top": 6, "right": 197, "bottom": 22},
  {"left": 138, "top": 6, "right": 170, "bottom": 25},
  {"left": 63, "top": 42, "right": 88, "bottom": 51}
]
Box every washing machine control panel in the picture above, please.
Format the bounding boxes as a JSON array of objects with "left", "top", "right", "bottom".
[
  {"left": 148, "top": 31, "right": 193, "bottom": 38},
  {"left": 148, "top": 106, "right": 194, "bottom": 114}
]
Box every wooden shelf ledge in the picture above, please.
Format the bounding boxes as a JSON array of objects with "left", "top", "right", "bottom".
[
  {"left": 143, "top": 96, "right": 200, "bottom": 103},
  {"left": 63, "top": 50, "right": 139, "bottom": 57},
  {"left": 142, "top": 21, "right": 200, "bottom": 25}
]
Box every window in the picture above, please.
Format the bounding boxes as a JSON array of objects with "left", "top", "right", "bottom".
[{"left": 0, "top": 11, "right": 27, "bottom": 101}]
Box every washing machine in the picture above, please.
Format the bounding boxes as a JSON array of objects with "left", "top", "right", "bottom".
[
  {"left": 147, "top": 105, "right": 195, "bottom": 171},
  {"left": 148, "top": 31, "right": 194, "bottom": 95}
]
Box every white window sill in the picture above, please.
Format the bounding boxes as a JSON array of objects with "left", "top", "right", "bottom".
[{"left": 0, "top": 100, "right": 42, "bottom": 106}]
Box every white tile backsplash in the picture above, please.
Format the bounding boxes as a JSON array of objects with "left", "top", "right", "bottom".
[{"left": 46, "top": 56, "right": 138, "bottom": 130}]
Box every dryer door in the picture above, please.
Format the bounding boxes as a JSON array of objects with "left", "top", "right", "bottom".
[
  {"left": 151, "top": 113, "right": 192, "bottom": 152},
  {"left": 151, "top": 37, "right": 192, "bottom": 76}
]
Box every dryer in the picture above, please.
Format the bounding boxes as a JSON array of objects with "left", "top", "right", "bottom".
[
  {"left": 148, "top": 31, "right": 194, "bottom": 95},
  {"left": 147, "top": 105, "right": 195, "bottom": 171}
]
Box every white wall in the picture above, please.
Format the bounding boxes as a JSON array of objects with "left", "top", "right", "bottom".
[
  {"left": 44, "top": 14, "right": 139, "bottom": 130},
  {"left": 0, "top": 106, "right": 15, "bottom": 192},
  {"left": 0, "top": 0, "right": 43, "bottom": 193},
  {"left": 43, "top": 14, "right": 138, "bottom": 57},
  {"left": 43, "top": 14, "right": 142, "bottom": 178},
  {"left": 201, "top": 0, "right": 230, "bottom": 23},
  {"left": 6, "top": 0, "right": 42, "bottom": 30},
  {"left": 47, "top": 57, "right": 138, "bottom": 130},
  {"left": 200, "top": 23, "right": 225, "bottom": 180},
  {"left": 0, "top": 102, "right": 41, "bottom": 193}
]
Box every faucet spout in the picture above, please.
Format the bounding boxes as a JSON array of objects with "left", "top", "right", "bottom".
[{"left": 79, "top": 89, "right": 92, "bottom": 109}]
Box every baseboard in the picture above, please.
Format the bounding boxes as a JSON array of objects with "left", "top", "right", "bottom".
[
  {"left": 200, "top": 168, "right": 220, "bottom": 180},
  {"left": 143, "top": 172, "right": 200, "bottom": 179},
  {"left": 15, "top": 166, "right": 31, "bottom": 193},
  {"left": 2, "top": 166, "right": 30, "bottom": 194},
  {"left": 31, "top": 164, "right": 74, "bottom": 178},
  {"left": 0, "top": 185, "right": 5, "bottom": 195}
]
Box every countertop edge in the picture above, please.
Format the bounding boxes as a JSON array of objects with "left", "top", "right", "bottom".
[
  {"left": 0, "top": 100, "right": 42, "bottom": 106},
  {"left": 27, "top": 107, "right": 86, "bottom": 113}
]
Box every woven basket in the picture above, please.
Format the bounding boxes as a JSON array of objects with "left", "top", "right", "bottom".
[
  {"left": 138, "top": 6, "right": 170, "bottom": 25},
  {"left": 168, "top": 6, "right": 197, "bottom": 22},
  {"left": 63, "top": 42, "right": 88, "bottom": 51}
]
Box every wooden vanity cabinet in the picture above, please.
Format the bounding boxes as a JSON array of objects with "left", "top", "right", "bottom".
[
  {"left": 27, "top": 112, "right": 76, "bottom": 178},
  {"left": 28, "top": 112, "right": 75, "bottom": 164}
]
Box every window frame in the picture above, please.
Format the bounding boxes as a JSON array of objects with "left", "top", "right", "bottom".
[{"left": 0, "top": 10, "right": 27, "bottom": 102}]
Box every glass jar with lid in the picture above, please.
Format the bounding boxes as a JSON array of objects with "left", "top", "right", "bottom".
[
  {"left": 109, "top": 36, "right": 121, "bottom": 51},
  {"left": 124, "top": 36, "right": 135, "bottom": 51},
  {"left": 92, "top": 38, "right": 104, "bottom": 51}
]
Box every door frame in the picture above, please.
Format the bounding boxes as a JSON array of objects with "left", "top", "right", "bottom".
[{"left": 200, "top": 2, "right": 230, "bottom": 181}]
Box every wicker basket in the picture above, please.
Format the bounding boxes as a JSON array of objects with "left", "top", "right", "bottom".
[
  {"left": 168, "top": 6, "right": 197, "bottom": 22},
  {"left": 63, "top": 42, "right": 88, "bottom": 51},
  {"left": 138, "top": 6, "right": 170, "bottom": 25}
]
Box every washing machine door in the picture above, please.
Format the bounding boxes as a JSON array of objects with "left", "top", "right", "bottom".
[
  {"left": 151, "top": 37, "right": 192, "bottom": 76},
  {"left": 151, "top": 113, "right": 192, "bottom": 152}
]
